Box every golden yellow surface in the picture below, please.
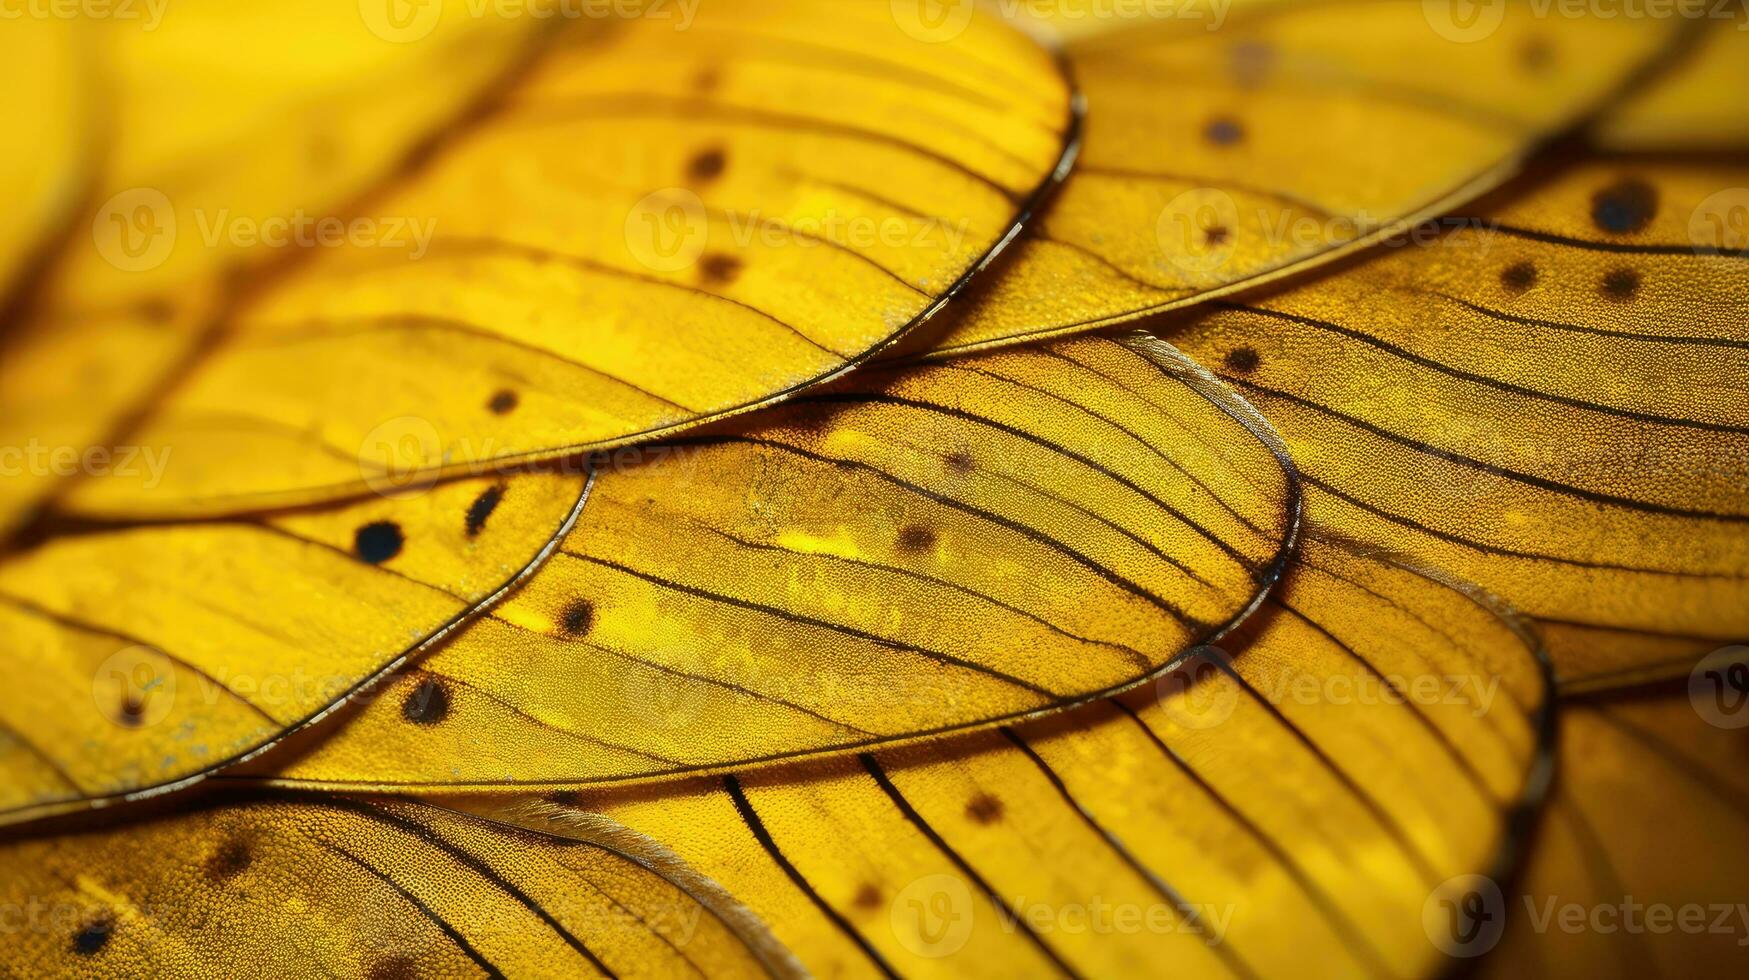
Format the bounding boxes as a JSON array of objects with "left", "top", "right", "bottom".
[
  {"left": 486, "top": 535, "right": 1550, "bottom": 979},
  {"left": 50, "top": 0, "right": 1074, "bottom": 518},
  {"left": 0, "top": 469, "right": 585, "bottom": 825},
  {"left": 1167, "top": 159, "right": 1749, "bottom": 688},
  {"left": 909, "top": 0, "right": 1679, "bottom": 357},
  {"left": 1597, "top": 17, "right": 1749, "bottom": 151},
  {"left": 0, "top": 795, "right": 796, "bottom": 977},
  {"left": 241, "top": 335, "right": 1296, "bottom": 789}
]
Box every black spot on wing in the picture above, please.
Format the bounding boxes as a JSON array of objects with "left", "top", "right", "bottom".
[
  {"left": 465, "top": 484, "right": 505, "bottom": 538},
  {"left": 71, "top": 916, "right": 113, "bottom": 956},
  {"left": 688, "top": 146, "right": 727, "bottom": 182},
  {"left": 355, "top": 522, "right": 404, "bottom": 565},
  {"left": 897, "top": 525, "right": 936, "bottom": 554},
  {"left": 1591, "top": 178, "right": 1658, "bottom": 235},
  {"left": 487, "top": 389, "right": 519, "bottom": 415},
  {"left": 1601, "top": 267, "right": 1642, "bottom": 301},
  {"left": 1224, "top": 346, "right": 1261, "bottom": 374},
  {"left": 1204, "top": 117, "right": 1245, "bottom": 146},
  {"left": 560, "top": 598, "right": 594, "bottom": 637},
  {"left": 699, "top": 252, "right": 743, "bottom": 286},
  {"left": 204, "top": 837, "right": 253, "bottom": 882},
  {"left": 1500, "top": 261, "right": 1538, "bottom": 293},
  {"left": 966, "top": 792, "right": 1004, "bottom": 825},
  {"left": 402, "top": 677, "right": 450, "bottom": 726}
]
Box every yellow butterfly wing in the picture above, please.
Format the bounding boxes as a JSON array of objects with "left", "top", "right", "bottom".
[
  {"left": 0, "top": 468, "right": 586, "bottom": 826},
  {"left": 1597, "top": 16, "right": 1749, "bottom": 152},
  {"left": 237, "top": 334, "right": 1298, "bottom": 790},
  {"left": 1482, "top": 676, "right": 1749, "bottom": 977},
  {"left": 908, "top": 0, "right": 1682, "bottom": 357},
  {"left": 0, "top": 3, "right": 543, "bottom": 537},
  {"left": 0, "top": 16, "right": 91, "bottom": 306},
  {"left": 478, "top": 535, "right": 1552, "bottom": 978},
  {"left": 57, "top": 0, "right": 1076, "bottom": 519},
  {"left": 1166, "top": 158, "right": 1749, "bottom": 690},
  {"left": 0, "top": 794, "right": 799, "bottom": 978}
]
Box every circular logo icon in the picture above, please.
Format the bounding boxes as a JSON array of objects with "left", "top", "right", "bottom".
[
  {"left": 1423, "top": 873, "right": 1505, "bottom": 958},
  {"left": 623, "top": 189, "right": 709, "bottom": 273},
  {"left": 890, "top": 0, "right": 976, "bottom": 43},
  {"left": 358, "top": 415, "right": 445, "bottom": 497},
  {"left": 359, "top": 0, "right": 443, "bottom": 43},
  {"left": 891, "top": 873, "right": 975, "bottom": 958},
  {"left": 92, "top": 645, "right": 177, "bottom": 727},
  {"left": 1157, "top": 188, "right": 1240, "bottom": 275},
  {"left": 93, "top": 188, "right": 176, "bottom": 273},
  {"left": 1690, "top": 645, "right": 1749, "bottom": 730},
  {"left": 1422, "top": 0, "right": 1507, "bottom": 43},
  {"left": 1154, "top": 645, "right": 1239, "bottom": 730},
  {"left": 1689, "top": 188, "right": 1749, "bottom": 257}
]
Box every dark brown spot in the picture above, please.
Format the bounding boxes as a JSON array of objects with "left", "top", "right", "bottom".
[
  {"left": 465, "top": 484, "right": 505, "bottom": 538},
  {"left": 138, "top": 297, "right": 174, "bottom": 324},
  {"left": 1204, "top": 117, "right": 1244, "bottom": 146},
  {"left": 688, "top": 146, "right": 727, "bottom": 182},
  {"left": 1229, "top": 39, "right": 1274, "bottom": 87},
  {"left": 1519, "top": 36, "right": 1555, "bottom": 72},
  {"left": 560, "top": 598, "right": 594, "bottom": 637},
  {"left": 547, "top": 790, "right": 582, "bottom": 807},
  {"left": 118, "top": 695, "right": 145, "bottom": 727},
  {"left": 354, "top": 521, "right": 404, "bottom": 565},
  {"left": 487, "top": 389, "right": 519, "bottom": 415},
  {"left": 71, "top": 916, "right": 113, "bottom": 956},
  {"left": 1601, "top": 267, "right": 1641, "bottom": 301},
  {"left": 367, "top": 955, "right": 418, "bottom": 980},
  {"left": 692, "top": 67, "right": 721, "bottom": 93},
  {"left": 402, "top": 677, "right": 450, "bottom": 725},
  {"left": 966, "top": 793, "right": 1004, "bottom": 825},
  {"left": 897, "top": 525, "right": 936, "bottom": 553},
  {"left": 204, "top": 837, "right": 253, "bottom": 882},
  {"left": 945, "top": 450, "right": 975, "bottom": 476},
  {"left": 1224, "top": 347, "right": 1260, "bottom": 374},
  {"left": 699, "top": 253, "right": 743, "bottom": 286},
  {"left": 852, "top": 883, "right": 883, "bottom": 911},
  {"left": 1500, "top": 261, "right": 1538, "bottom": 292},
  {"left": 1591, "top": 178, "right": 1658, "bottom": 235},
  {"left": 1204, "top": 225, "right": 1231, "bottom": 247}
]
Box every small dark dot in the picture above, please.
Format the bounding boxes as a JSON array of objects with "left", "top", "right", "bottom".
[
  {"left": 1204, "top": 225, "right": 1231, "bottom": 247},
  {"left": 560, "top": 598, "right": 594, "bottom": 637},
  {"left": 897, "top": 525, "right": 936, "bottom": 554},
  {"left": 354, "top": 521, "right": 404, "bottom": 565},
  {"left": 71, "top": 917, "right": 112, "bottom": 956},
  {"left": 118, "top": 695, "right": 145, "bottom": 727},
  {"left": 547, "top": 790, "right": 582, "bottom": 807},
  {"left": 1591, "top": 178, "right": 1658, "bottom": 235},
  {"left": 688, "top": 146, "right": 727, "bottom": 182},
  {"left": 1204, "top": 117, "right": 1245, "bottom": 146},
  {"left": 1224, "top": 347, "right": 1260, "bottom": 374},
  {"left": 401, "top": 677, "right": 450, "bottom": 726},
  {"left": 1601, "top": 267, "right": 1641, "bottom": 301},
  {"left": 1519, "top": 36, "right": 1555, "bottom": 72},
  {"left": 692, "top": 67, "right": 721, "bottom": 93},
  {"left": 966, "top": 793, "right": 1004, "bottom": 825},
  {"left": 945, "top": 450, "right": 975, "bottom": 476},
  {"left": 465, "top": 484, "right": 505, "bottom": 538},
  {"left": 699, "top": 253, "right": 743, "bottom": 286},
  {"left": 138, "top": 297, "right": 174, "bottom": 324},
  {"left": 367, "top": 955, "right": 418, "bottom": 980},
  {"left": 487, "top": 389, "right": 519, "bottom": 415},
  {"left": 852, "top": 884, "right": 883, "bottom": 911},
  {"left": 204, "top": 837, "right": 253, "bottom": 882},
  {"left": 1500, "top": 261, "right": 1538, "bottom": 292}
]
